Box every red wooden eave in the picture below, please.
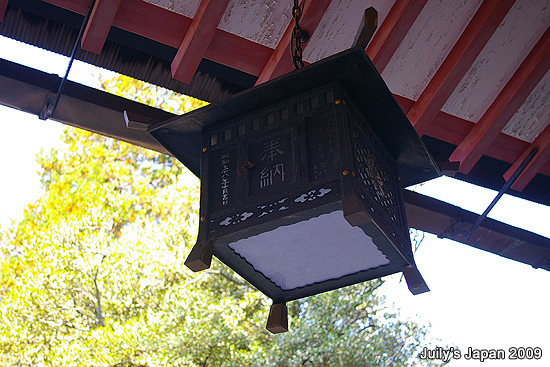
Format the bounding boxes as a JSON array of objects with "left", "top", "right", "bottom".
[
  {"left": 449, "top": 25, "right": 550, "bottom": 174},
  {"left": 80, "top": 0, "right": 122, "bottom": 54},
  {"left": 0, "top": 0, "right": 9, "bottom": 22},
  {"left": 171, "top": 0, "right": 232, "bottom": 83},
  {"left": 407, "top": 0, "right": 515, "bottom": 137},
  {"left": 366, "top": 0, "right": 428, "bottom": 73},
  {"left": 36, "top": 0, "right": 550, "bottom": 192}
]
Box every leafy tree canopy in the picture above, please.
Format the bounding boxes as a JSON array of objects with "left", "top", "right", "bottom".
[{"left": 0, "top": 73, "right": 445, "bottom": 366}]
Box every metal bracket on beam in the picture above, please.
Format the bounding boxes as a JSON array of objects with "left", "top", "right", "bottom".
[
  {"left": 124, "top": 110, "right": 158, "bottom": 131},
  {"left": 436, "top": 147, "right": 539, "bottom": 242},
  {"left": 39, "top": 90, "right": 58, "bottom": 120},
  {"left": 40, "top": 0, "right": 96, "bottom": 120}
]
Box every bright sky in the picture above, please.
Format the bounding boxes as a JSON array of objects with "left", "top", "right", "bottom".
[{"left": 1, "top": 35, "right": 549, "bottom": 365}]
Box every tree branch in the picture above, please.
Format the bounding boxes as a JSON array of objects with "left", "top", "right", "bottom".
[{"left": 93, "top": 255, "right": 106, "bottom": 327}]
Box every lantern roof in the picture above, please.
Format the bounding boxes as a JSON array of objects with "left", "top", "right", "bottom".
[{"left": 149, "top": 47, "right": 439, "bottom": 188}]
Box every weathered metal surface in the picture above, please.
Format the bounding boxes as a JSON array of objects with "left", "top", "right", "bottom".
[
  {"left": 149, "top": 47, "right": 440, "bottom": 185},
  {"left": 176, "top": 80, "right": 427, "bottom": 302}
]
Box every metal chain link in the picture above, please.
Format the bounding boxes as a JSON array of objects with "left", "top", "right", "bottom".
[{"left": 291, "top": 0, "right": 304, "bottom": 70}]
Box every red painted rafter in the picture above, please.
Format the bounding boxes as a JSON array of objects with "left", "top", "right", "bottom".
[
  {"left": 407, "top": 0, "right": 515, "bottom": 137},
  {"left": 255, "top": 0, "right": 331, "bottom": 85},
  {"left": 206, "top": 30, "right": 273, "bottom": 77},
  {"left": 42, "top": 0, "right": 89, "bottom": 14},
  {"left": 503, "top": 119, "right": 550, "bottom": 192},
  {"left": 81, "top": 0, "right": 122, "bottom": 54},
  {"left": 171, "top": 0, "right": 232, "bottom": 83},
  {"left": 43, "top": 0, "right": 270, "bottom": 76},
  {"left": 449, "top": 25, "right": 550, "bottom": 174},
  {"left": 114, "top": 0, "right": 190, "bottom": 48},
  {"left": 37, "top": 0, "right": 550, "bottom": 189},
  {"left": 0, "top": 0, "right": 9, "bottom": 22},
  {"left": 366, "top": 0, "right": 428, "bottom": 73}
]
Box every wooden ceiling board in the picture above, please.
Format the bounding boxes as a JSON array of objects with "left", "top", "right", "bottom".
[
  {"left": 449, "top": 25, "right": 550, "bottom": 174},
  {"left": 441, "top": 0, "right": 550, "bottom": 123},
  {"left": 303, "top": 0, "right": 394, "bottom": 63},
  {"left": 503, "top": 70, "right": 550, "bottom": 143},
  {"left": 366, "top": 0, "right": 429, "bottom": 73},
  {"left": 381, "top": 0, "right": 483, "bottom": 99},
  {"left": 254, "top": 0, "right": 327, "bottom": 85},
  {"left": 142, "top": 0, "right": 201, "bottom": 18},
  {"left": 218, "top": 0, "right": 293, "bottom": 49},
  {"left": 8, "top": 0, "right": 550, "bottom": 195},
  {"left": 406, "top": 0, "right": 515, "bottom": 136}
]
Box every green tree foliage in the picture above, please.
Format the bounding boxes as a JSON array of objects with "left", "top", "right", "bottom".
[{"left": 0, "top": 73, "right": 445, "bottom": 366}]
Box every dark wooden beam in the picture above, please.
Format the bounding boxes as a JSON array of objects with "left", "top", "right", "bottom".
[
  {"left": 407, "top": 0, "right": 515, "bottom": 136},
  {"left": 41, "top": 0, "right": 89, "bottom": 14},
  {"left": 0, "top": 58, "right": 172, "bottom": 154},
  {"left": 403, "top": 190, "right": 550, "bottom": 272},
  {"left": 81, "top": 0, "right": 122, "bottom": 54},
  {"left": 450, "top": 25, "right": 550, "bottom": 174}
]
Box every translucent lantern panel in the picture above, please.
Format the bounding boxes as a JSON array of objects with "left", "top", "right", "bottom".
[{"left": 228, "top": 210, "right": 389, "bottom": 290}]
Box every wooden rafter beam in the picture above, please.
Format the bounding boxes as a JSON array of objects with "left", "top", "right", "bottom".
[
  {"left": 33, "top": 0, "right": 550, "bottom": 191},
  {"left": 407, "top": 0, "right": 515, "bottom": 137},
  {"left": 0, "top": 0, "right": 9, "bottom": 22},
  {"left": 394, "top": 95, "right": 550, "bottom": 178},
  {"left": 81, "top": 0, "right": 122, "bottom": 54},
  {"left": 449, "top": 25, "right": 550, "bottom": 174},
  {"left": 503, "top": 120, "right": 550, "bottom": 192},
  {"left": 366, "top": 0, "right": 428, "bottom": 73},
  {"left": 171, "top": 0, "right": 231, "bottom": 83},
  {"left": 113, "top": 0, "right": 190, "bottom": 48},
  {"left": 255, "top": 0, "right": 331, "bottom": 85},
  {"left": 43, "top": 0, "right": 270, "bottom": 76},
  {"left": 41, "top": 0, "right": 89, "bottom": 14},
  {"left": 206, "top": 30, "right": 274, "bottom": 77}
]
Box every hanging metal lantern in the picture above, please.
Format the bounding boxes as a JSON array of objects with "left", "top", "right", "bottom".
[{"left": 148, "top": 47, "right": 439, "bottom": 333}]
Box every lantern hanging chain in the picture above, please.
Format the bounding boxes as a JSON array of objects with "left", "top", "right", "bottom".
[{"left": 291, "top": 0, "right": 305, "bottom": 70}]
